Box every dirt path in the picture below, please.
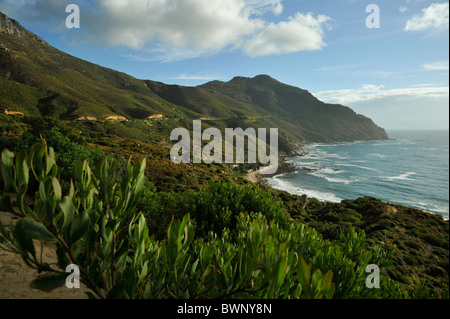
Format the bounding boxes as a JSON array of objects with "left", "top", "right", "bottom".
[{"left": 0, "top": 211, "right": 89, "bottom": 299}]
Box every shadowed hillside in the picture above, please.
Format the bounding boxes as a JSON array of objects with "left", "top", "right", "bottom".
[
  {"left": 1, "top": 11, "right": 388, "bottom": 154},
  {"left": 201, "top": 75, "right": 389, "bottom": 143}
]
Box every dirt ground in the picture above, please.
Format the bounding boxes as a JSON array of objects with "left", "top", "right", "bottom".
[
  {"left": 244, "top": 169, "right": 262, "bottom": 183},
  {"left": 0, "top": 211, "right": 89, "bottom": 299}
]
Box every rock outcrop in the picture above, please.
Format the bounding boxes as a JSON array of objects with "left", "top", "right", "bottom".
[{"left": 0, "top": 11, "right": 46, "bottom": 43}]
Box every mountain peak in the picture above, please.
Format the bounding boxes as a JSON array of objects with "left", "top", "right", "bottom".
[
  {"left": 253, "top": 74, "right": 275, "bottom": 81},
  {"left": 0, "top": 11, "right": 45, "bottom": 42},
  {"left": 229, "top": 74, "right": 277, "bottom": 83}
]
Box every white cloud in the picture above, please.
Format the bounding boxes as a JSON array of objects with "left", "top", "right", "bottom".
[
  {"left": 361, "top": 84, "right": 385, "bottom": 91},
  {"left": 313, "top": 85, "right": 449, "bottom": 129},
  {"left": 0, "top": 0, "right": 331, "bottom": 61},
  {"left": 422, "top": 60, "right": 449, "bottom": 71},
  {"left": 410, "top": 83, "right": 446, "bottom": 87},
  {"left": 405, "top": 2, "right": 449, "bottom": 31},
  {"left": 90, "top": 0, "right": 263, "bottom": 54},
  {"left": 244, "top": 0, "right": 284, "bottom": 16},
  {"left": 399, "top": 6, "right": 408, "bottom": 13},
  {"left": 314, "top": 84, "right": 449, "bottom": 105},
  {"left": 243, "top": 12, "right": 331, "bottom": 57}
]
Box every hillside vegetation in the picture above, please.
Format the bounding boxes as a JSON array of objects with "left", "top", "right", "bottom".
[
  {"left": 0, "top": 12, "right": 448, "bottom": 299},
  {"left": 0, "top": 116, "right": 448, "bottom": 299},
  {"left": 1, "top": 11, "right": 387, "bottom": 156}
]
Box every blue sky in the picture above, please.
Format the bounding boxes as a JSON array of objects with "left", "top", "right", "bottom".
[{"left": 0, "top": 0, "right": 448, "bottom": 130}]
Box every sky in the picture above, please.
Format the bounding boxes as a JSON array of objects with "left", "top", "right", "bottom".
[{"left": 0, "top": 0, "right": 448, "bottom": 130}]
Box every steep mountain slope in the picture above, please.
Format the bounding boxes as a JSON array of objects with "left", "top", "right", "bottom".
[
  {"left": 144, "top": 80, "right": 269, "bottom": 119},
  {"left": 1, "top": 11, "right": 388, "bottom": 151},
  {"left": 201, "top": 75, "right": 389, "bottom": 142},
  {"left": 0, "top": 11, "right": 196, "bottom": 120}
]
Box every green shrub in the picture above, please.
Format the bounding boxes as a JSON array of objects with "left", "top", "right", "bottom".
[
  {"left": 1, "top": 126, "right": 103, "bottom": 185},
  {"left": 420, "top": 234, "right": 449, "bottom": 249},
  {"left": 403, "top": 255, "right": 418, "bottom": 266},
  {"left": 0, "top": 139, "right": 424, "bottom": 299},
  {"left": 138, "top": 181, "right": 290, "bottom": 241},
  {"left": 404, "top": 240, "right": 422, "bottom": 251},
  {"left": 0, "top": 139, "right": 336, "bottom": 299}
]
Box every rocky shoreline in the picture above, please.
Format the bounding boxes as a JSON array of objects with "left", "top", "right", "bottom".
[{"left": 245, "top": 150, "right": 304, "bottom": 184}]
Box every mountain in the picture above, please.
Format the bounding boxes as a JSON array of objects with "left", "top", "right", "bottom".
[
  {"left": 200, "top": 75, "right": 388, "bottom": 143},
  {"left": 0, "top": 11, "right": 196, "bottom": 120},
  {"left": 1, "top": 11, "right": 388, "bottom": 153}
]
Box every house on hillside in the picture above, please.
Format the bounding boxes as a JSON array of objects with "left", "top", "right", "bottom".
[
  {"left": 3, "top": 108, "right": 24, "bottom": 116},
  {"left": 104, "top": 115, "right": 128, "bottom": 122},
  {"left": 76, "top": 116, "right": 98, "bottom": 121},
  {"left": 147, "top": 114, "right": 165, "bottom": 120}
]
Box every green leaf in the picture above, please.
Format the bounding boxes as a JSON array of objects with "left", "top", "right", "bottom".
[
  {"left": 223, "top": 260, "right": 233, "bottom": 287},
  {"left": 52, "top": 178, "right": 62, "bottom": 202},
  {"left": 297, "top": 256, "right": 311, "bottom": 288},
  {"left": 275, "top": 258, "right": 287, "bottom": 292},
  {"left": 179, "top": 214, "right": 194, "bottom": 251},
  {"left": 56, "top": 244, "right": 71, "bottom": 270},
  {"left": 13, "top": 220, "right": 36, "bottom": 258},
  {"left": 68, "top": 181, "right": 74, "bottom": 200},
  {"left": 22, "top": 159, "right": 29, "bottom": 186},
  {"left": 1, "top": 150, "right": 14, "bottom": 167},
  {"left": 22, "top": 217, "right": 56, "bottom": 242},
  {"left": 69, "top": 212, "right": 89, "bottom": 245},
  {"left": 59, "top": 197, "right": 75, "bottom": 229},
  {"left": 1, "top": 151, "right": 13, "bottom": 191},
  {"left": 46, "top": 147, "right": 56, "bottom": 176},
  {"left": 123, "top": 267, "right": 136, "bottom": 296},
  {"left": 311, "top": 269, "right": 323, "bottom": 286},
  {"left": 29, "top": 273, "right": 67, "bottom": 292},
  {"left": 31, "top": 143, "right": 45, "bottom": 180},
  {"left": 39, "top": 181, "right": 46, "bottom": 202},
  {"left": 200, "top": 246, "right": 214, "bottom": 270},
  {"left": 166, "top": 219, "right": 178, "bottom": 262}
]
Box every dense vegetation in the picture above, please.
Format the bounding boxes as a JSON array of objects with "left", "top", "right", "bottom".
[
  {"left": 0, "top": 123, "right": 448, "bottom": 298},
  {"left": 1, "top": 11, "right": 388, "bottom": 157},
  {"left": 0, "top": 13, "right": 448, "bottom": 299},
  {"left": 0, "top": 138, "right": 421, "bottom": 298}
]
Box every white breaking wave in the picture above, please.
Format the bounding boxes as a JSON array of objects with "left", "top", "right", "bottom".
[
  {"left": 265, "top": 174, "right": 342, "bottom": 203},
  {"left": 311, "top": 173, "right": 355, "bottom": 184},
  {"left": 337, "top": 163, "right": 380, "bottom": 172},
  {"left": 385, "top": 172, "right": 417, "bottom": 181},
  {"left": 401, "top": 200, "right": 449, "bottom": 220}
]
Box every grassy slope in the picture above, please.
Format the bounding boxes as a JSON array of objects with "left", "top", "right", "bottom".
[
  {"left": 0, "top": 114, "right": 448, "bottom": 298},
  {"left": 1, "top": 14, "right": 388, "bottom": 153},
  {"left": 201, "top": 75, "right": 389, "bottom": 142},
  {"left": 0, "top": 32, "right": 199, "bottom": 120}
]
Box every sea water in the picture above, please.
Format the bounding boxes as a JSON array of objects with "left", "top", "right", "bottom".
[{"left": 265, "top": 130, "right": 449, "bottom": 220}]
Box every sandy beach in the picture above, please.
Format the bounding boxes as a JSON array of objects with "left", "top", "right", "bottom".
[{"left": 244, "top": 158, "right": 298, "bottom": 184}]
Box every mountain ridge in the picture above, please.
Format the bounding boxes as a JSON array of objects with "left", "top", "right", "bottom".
[
  {"left": 1, "top": 11, "right": 388, "bottom": 152},
  {"left": 200, "top": 75, "right": 388, "bottom": 143},
  {"left": 0, "top": 11, "right": 46, "bottom": 42}
]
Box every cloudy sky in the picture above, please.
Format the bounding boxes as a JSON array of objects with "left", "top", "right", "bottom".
[{"left": 0, "top": 0, "right": 448, "bottom": 130}]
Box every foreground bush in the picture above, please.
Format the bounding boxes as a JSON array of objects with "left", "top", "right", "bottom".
[{"left": 0, "top": 139, "right": 415, "bottom": 298}]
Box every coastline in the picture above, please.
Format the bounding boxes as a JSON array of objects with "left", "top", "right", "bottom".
[
  {"left": 246, "top": 134, "right": 449, "bottom": 220},
  {"left": 244, "top": 156, "right": 299, "bottom": 184}
]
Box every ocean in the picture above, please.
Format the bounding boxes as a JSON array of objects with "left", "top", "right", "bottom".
[{"left": 265, "top": 130, "right": 449, "bottom": 220}]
